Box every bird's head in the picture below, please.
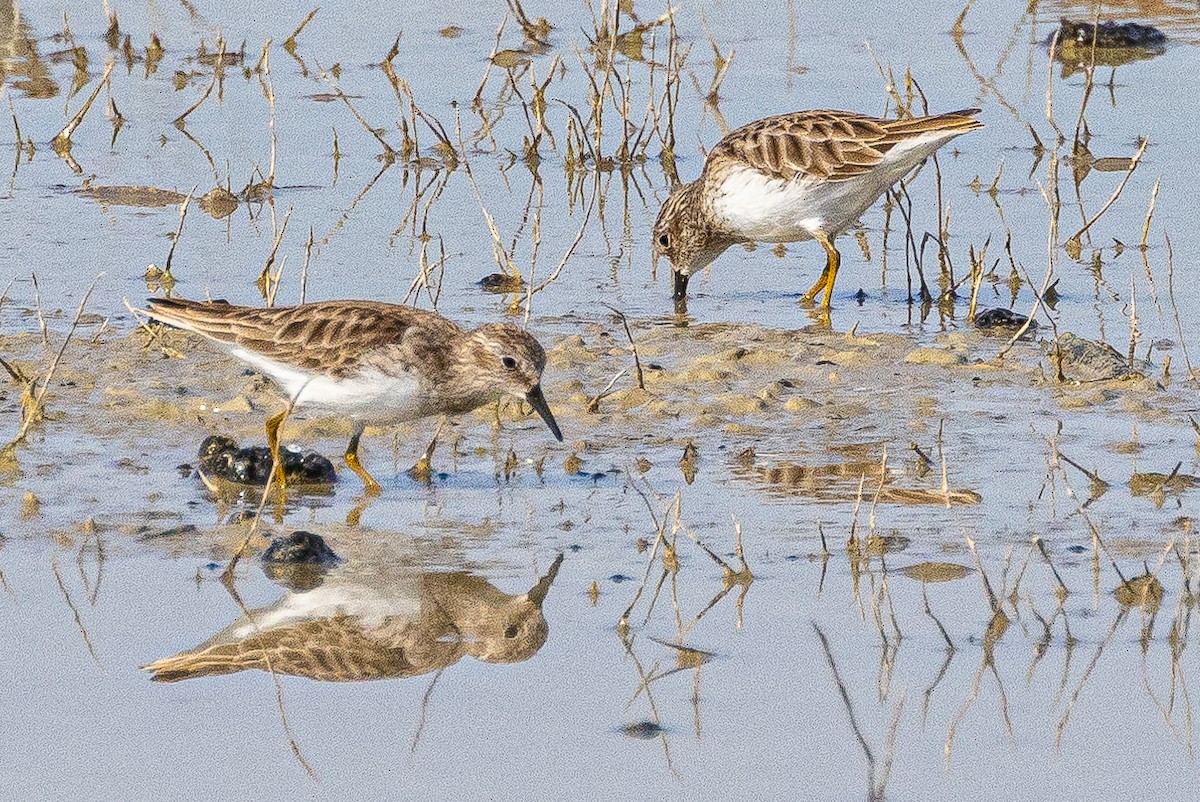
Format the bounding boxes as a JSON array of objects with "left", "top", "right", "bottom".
[
  {"left": 653, "top": 182, "right": 733, "bottom": 300},
  {"left": 466, "top": 324, "right": 562, "bottom": 441}
]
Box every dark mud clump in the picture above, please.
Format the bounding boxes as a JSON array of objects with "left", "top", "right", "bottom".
[
  {"left": 1053, "top": 19, "right": 1166, "bottom": 50},
  {"left": 1049, "top": 19, "right": 1167, "bottom": 76},
  {"left": 262, "top": 530, "right": 343, "bottom": 565},
  {"left": 1129, "top": 470, "right": 1200, "bottom": 498},
  {"left": 196, "top": 435, "right": 337, "bottom": 488},
  {"left": 621, "top": 720, "right": 667, "bottom": 739},
  {"left": 974, "top": 307, "right": 1037, "bottom": 336},
  {"left": 1114, "top": 571, "right": 1164, "bottom": 612},
  {"left": 479, "top": 272, "right": 525, "bottom": 293},
  {"left": 261, "top": 530, "right": 344, "bottom": 591},
  {"left": 1054, "top": 333, "right": 1145, "bottom": 382}
]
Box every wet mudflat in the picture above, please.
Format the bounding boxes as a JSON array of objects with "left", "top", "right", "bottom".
[{"left": 3, "top": 1, "right": 1200, "bottom": 799}]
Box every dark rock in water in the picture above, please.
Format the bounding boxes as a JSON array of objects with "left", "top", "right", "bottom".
[
  {"left": 1114, "top": 571, "right": 1164, "bottom": 612},
  {"left": 479, "top": 272, "right": 524, "bottom": 293},
  {"left": 1049, "top": 19, "right": 1167, "bottom": 75},
  {"left": 1129, "top": 471, "right": 1200, "bottom": 498},
  {"left": 197, "top": 186, "right": 239, "bottom": 220},
  {"left": 1054, "top": 332, "right": 1146, "bottom": 382},
  {"left": 198, "top": 435, "right": 238, "bottom": 460},
  {"left": 974, "top": 307, "right": 1037, "bottom": 335},
  {"left": 621, "top": 720, "right": 667, "bottom": 739},
  {"left": 261, "top": 531, "right": 343, "bottom": 592},
  {"left": 136, "top": 524, "right": 199, "bottom": 542},
  {"left": 1053, "top": 19, "right": 1166, "bottom": 50},
  {"left": 262, "top": 530, "right": 343, "bottom": 566},
  {"left": 196, "top": 435, "right": 336, "bottom": 488}
]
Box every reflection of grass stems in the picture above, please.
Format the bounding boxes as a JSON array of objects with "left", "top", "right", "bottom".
[
  {"left": 1070, "top": 19, "right": 1099, "bottom": 156},
  {"left": 812, "top": 623, "right": 877, "bottom": 781},
  {"left": 299, "top": 227, "right": 314, "bottom": 304},
  {"left": 2, "top": 274, "right": 102, "bottom": 454},
  {"left": 283, "top": 8, "right": 319, "bottom": 56},
  {"left": 474, "top": 16, "right": 509, "bottom": 107},
  {"left": 220, "top": 525, "right": 319, "bottom": 781},
  {"left": 455, "top": 114, "right": 519, "bottom": 279},
  {"left": 619, "top": 490, "right": 676, "bottom": 631},
  {"left": 256, "top": 41, "right": 278, "bottom": 188},
  {"left": 52, "top": 559, "right": 99, "bottom": 663},
  {"left": 257, "top": 207, "right": 293, "bottom": 305},
  {"left": 1140, "top": 177, "right": 1160, "bottom": 250},
  {"left": 923, "top": 585, "right": 954, "bottom": 650},
  {"left": 1056, "top": 609, "right": 1125, "bottom": 748},
  {"left": 1043, "top": 29, "right": 1065, "bottom": 142},
  {"left": 54, "top": 61, "right": 114, "bottom": 149},
  {"left": 333, "top": 87, "right": 397, "bottom": 162},
  {"left": 174, "top": 40, "right": 222, "bottom": 128},
  {"left": 1164, "top": 234, "right": 1196, "bottom": 385},
  {"left": 602, "top": 304, "right": 645, "bottom": 389},
  {"left": 1066, "top": 137, "right": 1148, "bottom": 248},
  {"left": 997, "top": 148, "right": 1060, "bottom": 359}
]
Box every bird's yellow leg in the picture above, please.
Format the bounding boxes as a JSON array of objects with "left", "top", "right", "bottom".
[
  {"left": 800, "top": 266, "right": 830, "bottom": 306},
  {"left": 409, "top": 419, "right": 445, "bottom": 484},
  {"left": 813, "top": 231, "right": 841, "bottom": 309},
  {"left": 265, "top": 410, "right": 288, "bottom": 491},
  {"left": 345, "top": 422, "right": 382, "bottom": 496},
  {"left": 800, "top": 231, "right": 841, "bottom": 308}
]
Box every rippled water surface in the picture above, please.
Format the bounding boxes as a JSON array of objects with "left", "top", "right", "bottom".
[{"left": 2, "top": 0, "right": 1200, "bottom": 799}]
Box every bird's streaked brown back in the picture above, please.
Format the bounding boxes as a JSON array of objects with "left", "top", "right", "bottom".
[
  {"left": 144, "top": 298, "right": 460, "bottom": 378},
  {"left": 143, "top": 617, "right": 421, "bottom": 682},
  {"left": 706, "top": 108, "right": 983, "bottom": 182}
]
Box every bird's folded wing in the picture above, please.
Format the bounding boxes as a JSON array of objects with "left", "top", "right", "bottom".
[
  {"left": 709, "top": 109, "right": 981, "bottom": 183},
  {"left": 145, "top": 298, "right": 449, "bottom": 377}
]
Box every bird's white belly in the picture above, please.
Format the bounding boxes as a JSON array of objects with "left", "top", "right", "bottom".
[
  {"left": 712, "top": 166, "right": 893, "bottom": 242},
  {"left": 231, "top": 348, "right": 425, "bottom": 422},
  {"left": 229, "top": 578, "right": 423, "bottom": 638}
]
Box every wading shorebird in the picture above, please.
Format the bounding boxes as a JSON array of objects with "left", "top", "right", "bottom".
[
  {"left": 143, "top": 552, "right": 564, "bottom": 682},
  {"left": 144, "top": 298, "right": 563, "bottom": 493},
  {"left": 653, "top": 108, "right": 983, "bottom": 310}
]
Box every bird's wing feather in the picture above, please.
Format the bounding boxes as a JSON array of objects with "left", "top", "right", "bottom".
[
  {"left": 708, "top": 109, "right": 982, "bottom": 182},
  {"left": 142, "top": 617, "right": 419, "bottom": 682},
  {"left": 144, "top": 298, "right": 456, "bottom": 378}
]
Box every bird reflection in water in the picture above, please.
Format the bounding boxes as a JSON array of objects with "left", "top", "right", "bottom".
[{"left": 144, "top": 552, "right": 563, "bottom": 682}]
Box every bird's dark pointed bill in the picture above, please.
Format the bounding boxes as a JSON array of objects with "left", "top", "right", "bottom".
[
  {"left": 527, "top": 552, "right": 564, "bottom": 605},
  {"left": 672, "top": 270, "right": 689, "bottom": 299},
  {"left": 526, "top": 385, "right": 563, "bottom": 441}
]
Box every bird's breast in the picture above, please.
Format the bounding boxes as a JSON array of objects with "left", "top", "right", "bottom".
[
  {"left": 709, "top": 166, "right": 827, "bottom": 242},
  {"left": 230, "top": 348, "right": 427, "bottom": 421}
]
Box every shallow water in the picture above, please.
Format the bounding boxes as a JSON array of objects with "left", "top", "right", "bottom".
[{"left": 3, "top": 1, "right": 1200, "bottom": 799}]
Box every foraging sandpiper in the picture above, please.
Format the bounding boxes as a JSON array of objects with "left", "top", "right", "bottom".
[
  {"left": 144, "top": 298, "right": 563, "bottom": 493},
  {"left": 143, "top": 553, "right": 564, "bottom": 682},
  {"left": 653, "top": 108, "right": 983, "bottom": 309}
]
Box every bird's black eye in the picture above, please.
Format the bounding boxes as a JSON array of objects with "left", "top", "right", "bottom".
[
  {"left": 502, "top": 356, "right": 518, "bottom": 370},
  {"left": 657, "top": 233, "right": 670, "bottom": 248},
  {"left": 504, "top": 625, "right": 519, "bottom": 639}
]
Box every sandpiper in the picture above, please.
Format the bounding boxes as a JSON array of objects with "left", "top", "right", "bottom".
[
  {"left": 654, "top": 108, "right": 983, "bottom": 309},
  {"left": 143, "top": 553, "right": 563, "bottom": 682},
  {"left": 144, "top": 298, "right": 563, "bottom": 493}
]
